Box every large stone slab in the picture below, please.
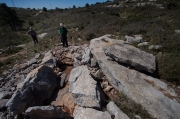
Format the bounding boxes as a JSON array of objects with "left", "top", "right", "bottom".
[
  {"left": 103, "top": 43, "right": 156, "bottom": 73},
  {"left": 90, "top": 35, "right": 180, "bottom": 119},
  {"left": 107, "top": 101, "right": 130, "bottom": 119},
  {"left": 25, "top": 106, "right": 71, "bottom": 119},
  {"left": 69, "top": 65, "right": 102, "bottom": 109},
  {"left": 25, "top": 106, "right": 60, "bottom": 119},
  {"left": 6, "top": 65, "right": 57, "bottom": 116},
  {"left": 73, "top": 106, "right": 111, "bottom": 119},
  {"left": 41, "top": 51, "right": 56, "bottom": 68}
]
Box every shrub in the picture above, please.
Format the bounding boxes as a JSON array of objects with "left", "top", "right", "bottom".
[
  {"left": 86, "top": 33, "right": 95, "bottom": 41},
  {"left": 157, "top": 53, "right": 180, "bottom": 85},
  {"left": 79, "top": 24, "right": 84, "bottom": 30},
  {"left": 166, "top": 1, "right": 178, "bottom": 10},
  {"left": 85, "top": 3, "right": 90, "bottom": 8},
  {"left": 28, "top": 21, "right": 34, "bottom": 26},
  {"left": 42, "top": 7, "right": 47, "bottom": 12}
]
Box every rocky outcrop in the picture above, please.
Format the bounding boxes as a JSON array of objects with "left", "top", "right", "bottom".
[
  {"left": 41, "top": 51, "right": 56, "bottom": 68},
  {"left": 0, "top": 34, "right": 179, "bottom": 119},
  {"left": 90, "top": 35, "right": 180, "bottom": 119},
  {"left": 6, "top": 65, "right": 57, "bottom": 116},
  {"left": 103, "top": 43, "right": 156, "bottom": 73},
  {"left": 69, "top": 65, "right": 102, "bottom": 109}
]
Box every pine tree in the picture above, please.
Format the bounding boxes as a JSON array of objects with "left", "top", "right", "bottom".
[{"left": 0, "top": 3, "right": 21, "bottom": 31}]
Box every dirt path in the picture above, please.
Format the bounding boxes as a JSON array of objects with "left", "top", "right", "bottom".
[{"left": 0, "top": 50, "right": 26, "bottom": 62}]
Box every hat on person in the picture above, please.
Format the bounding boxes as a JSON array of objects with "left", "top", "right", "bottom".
[{"left": 60, "top": 23, "right": 63, "bottom": 27}]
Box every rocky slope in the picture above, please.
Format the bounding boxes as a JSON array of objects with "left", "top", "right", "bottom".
[{"left": 0, "top": 35, "right": 179, "bottom": 119}]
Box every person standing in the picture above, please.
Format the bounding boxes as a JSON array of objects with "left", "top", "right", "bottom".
[
  {"left": 59, "top": 23, "right": 70, "bottom": 47},
  {"left": 27, "top": 27, "right": 38, "bottom": 44}
]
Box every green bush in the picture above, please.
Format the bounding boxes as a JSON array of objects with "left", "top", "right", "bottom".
[{"left": 157, "top": 53, "right": 180, "bottom": 85}]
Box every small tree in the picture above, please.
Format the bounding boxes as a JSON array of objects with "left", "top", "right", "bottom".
[
  {"left": 85, "top": 3, "right": 90, "bottom": 8},
  {"left": 73, "top": 5, "right": 76, "bottom": 9},
  {"left": 0, "top": 3, "right": 21, "bottom": 31},
  {"left": 42, "top": 7, "right": 47, "bottom": 12}
]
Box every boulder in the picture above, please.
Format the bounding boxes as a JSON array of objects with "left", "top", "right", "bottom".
[
  {"left": 81, "top": 47, "right": 91, "bottom": 65},
  {"left": 0, "top": 91, "right": 12, "bottom": 99},
  {"left": 6, "top": 65, "right": 57, "bottom": 116},
  {"left": 50, "top": 84, "right": 69, "bottom": 106},
  {"left": 137, "top": 42, "right": 149, "bottom": 47},
  {"left": 34, "top": 54, "right": 41, "bottom": 59},
  {"left": 103, "top": 43, "right": 156, "bottom": 73},
  {"left": 69, "top": 65, "right": 102, "bottom": 109},
  {"left": 0, "top": 99, "right": 9, "bottom": 110},
  {"left": 148, "top": 45, "right": 162, "bottom": 50},
  {"left": 90, "top": 57, "right": 97, "bottom": 67},
  {"left": 175, "top": 30, "right": 180, "bottom": 34},
  {"left": 124, "top": 35, "right": 142, "bottom": 44},
  {"left": 13, "top": 63, "right": 28, "bottom": 71},
  {"left": 73, "top": 106, "right": 111, "bottom": 119},
  {"left": 38, "top": 33, "right": 47, "bottom": 39},
  {"left": 60, "top": 93, "right": 75, "bottom": 114},
  {"left": 107, "top": 101, "right": 130, "bottom": 119},
  {"left": 73, "top": 58, "right": 81, "bottom": 67},
  {"left": 0, "top": 77, "right": 4, "bottom": 83},
  {"left": 60, "top": 73, "right": 67, "bottom": 88},
  {"left": 27, "top": 58, "right": 38, "bottom": 66},
  {"left": 25, "top": 106, "right": 68, "bottom": 119},
  {"left": 74, "top": 53, "right": 83, "bottom": 61},
  {"left": 41, "top": 51, "right": 56, "bottom": 68},
  {"left": 90, "top": 35, "right": 180, "bottom": 119}
]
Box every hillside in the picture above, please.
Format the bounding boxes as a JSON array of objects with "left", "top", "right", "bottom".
[
  {"left": 0, "top": 0, "right": 180, "bottom": 118},
  {"left": 1, "top": 0, "right": 179, "bottom": 85}
]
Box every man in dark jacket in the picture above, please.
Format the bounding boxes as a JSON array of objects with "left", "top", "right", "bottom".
[
  {"left": 59, "top": 23, "right": 69, "bottom": 47},
  {"left": 27, "top": 27, "right": 38, "bottom": 44}
]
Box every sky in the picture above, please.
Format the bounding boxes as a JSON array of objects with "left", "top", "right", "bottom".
[{"left": 0, "top": 0, "right": 108, "bottom": 9}]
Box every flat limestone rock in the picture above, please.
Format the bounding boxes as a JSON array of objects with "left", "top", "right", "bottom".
[
  {"left": 103, "top": 43, "right": 156, "bottom": 73},
  {"left": 90, "top": 35, "right": 180, "bottom": 119},
  {"left": 69, "top": 65, "right": 102, "bottom": 109}
]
